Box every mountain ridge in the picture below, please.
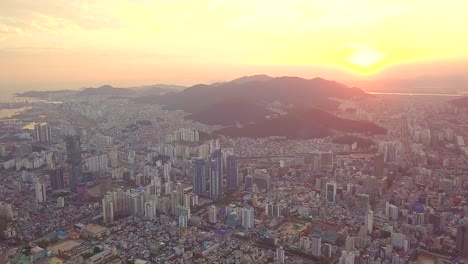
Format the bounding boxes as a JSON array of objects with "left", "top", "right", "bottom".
[{"left": 145, "top": 75, "right": 368, "bottom": 113}]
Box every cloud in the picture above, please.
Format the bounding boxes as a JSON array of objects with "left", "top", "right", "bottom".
[
  {"left": 0, "top": 0, "right": 126, "bottom": 41},
  {"left": 313, "top": 0, "right": 409, "bottom": 28},
  {"left": 0, "top": 11, "right": 80, "bottom": 41},
  {"left": 28, "top": 13, "right": 79, "bottom": 34},
  {"left": 209, "top": 0, "right": 409, "bottom": 33},
  {"left": 0, "top": 25, "right": 24, "bottom": 40}
]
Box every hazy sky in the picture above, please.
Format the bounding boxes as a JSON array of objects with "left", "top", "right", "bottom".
[{"left": 1, "top": 0, "right": 468, "bottom": 90}]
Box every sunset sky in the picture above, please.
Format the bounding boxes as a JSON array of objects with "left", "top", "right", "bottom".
[{"left": 1, "top": 0, "right": 468, "bottom": 90}]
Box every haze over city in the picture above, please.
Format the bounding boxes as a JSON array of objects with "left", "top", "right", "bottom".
[{"left": 1, "top": 1, "right": 468, "bottom": 264}]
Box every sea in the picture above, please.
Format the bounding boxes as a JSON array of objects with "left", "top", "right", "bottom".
[{"left": 0, "top": 89, "right": 31, "bottom": 119}]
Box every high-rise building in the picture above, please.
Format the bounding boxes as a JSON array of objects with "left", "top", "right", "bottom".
[
  {"left": 326, "top": 182, "right": 337, "bottom": 203},
  {"left": 391, "top": 232, "right": 408, "bottom": 252},
  {"left": 339, "top": 251, "right": 356, "bottom": 264},
  {"left": 190, "top": 193, "right": 199, "bottom": 207},
  {"left": 374, "top": 153, "right": 385, "bottom": 177},
  {"left": 128, "top": 150, "right": 136, "bottom": 164},
  {"left": 66, "top": 136, "right": 82, "bottom": 193},
  {"left": 49, "top": 166, "right": 64, "bottom": 190},
  {"left": 0, "top": 144, "right": 6, "bottom": 157},
  {"left": 57, "top": 197, "right": 65, "bottom": 207},
  {"left": 165, "top": 181, "right": 174, "bottom": 195},
  {"left": 102, "top": 193, "right": 114, "bottom": 224},
  {"left": 171, "top": 190, "right": 178, "bottom": 214},
  {"left": 276, "top": 247, "right": 285, "bottom": 264},
  {"left": 311, "top": 235, "right": 322, "bottom": 257},
  {"left": 241, "top": 207, "right": 254, "bottom": 229},
  {"left": 210, "top": 149, "right": 223, "bottom": 200},
  {"left": 320, "top": 151, "right": 334, "bottom": 166},
  {"left": 183, "top": 193, "right": 191, "bottom": 209},
  {"left": 456, "top": 225, "right": 468, "bottom": 256},
  {"left": 252, "top": 173, "right": 271, "bottom": 191},
  {"left": 144, "top": 198, "right": 158, "bottom": 220},
  {"left": 0, "top": 203, "right": 14, "bottom": 221},
  {"left": 175, "top": 205, "right": 190, "bottom": 220},
  {"left": 226, "top": 155, "right": 239, "bottom": 191},
  {"left": 109, "top": 150, "right": 119, "bottom": 168},
  {"left": 129, "top": 192, "right": 145, "bottom": 217},
  {"left": 163, "top": 163, "right": 172, "bottom": 182},
  {"left": 345, "top": 236, "right": 355, "bottom": 251},
  {"left": 35, "top": 180, "right": 47, "bottom": 203},
  {"left": 265, "top": 202, "right": 281, "bottom": 218},
  {"left": 85, "top": 154, "right": 108, "bottom": 172},
  {"left": 356, "top": 194, "right": 370, "bottom": 215},
  {"left": 193, "top": 158, "right": 207, "bottom": 196},
  {"left": 99, "top": 175, "right": 113, "bottom": 197},
  {"left": 245, "top": 175, "right": 253, "bottom": 189},
  {"left": 179, "top": 215, "right": 188, "bottom": 228},
  {"left": 209, "top": 205, "right": 217, "bottom": 223},
  {"left": 176, "top": 183, "right": 184, "bottom": 206},
  {"left": 34, "top": 123, "right": 51, "bottom": 143},
  {"left": 365, "top": 209, "right": 374, "bottom": 234}
]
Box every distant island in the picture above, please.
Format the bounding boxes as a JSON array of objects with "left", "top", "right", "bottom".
[
  {"left": 16, "top": 83, "right": 186, "bottom": 99},
  {"left": 15, "top": 90, "right": 75, "bottom": 98}
]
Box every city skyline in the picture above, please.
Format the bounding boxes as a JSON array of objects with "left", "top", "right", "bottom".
[{"left": 1, "top": 1, "right": 468, "bottom": 263}]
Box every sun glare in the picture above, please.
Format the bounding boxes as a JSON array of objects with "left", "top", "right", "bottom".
[{"left": 348, "top": 48, "right": 385, "bottom": 68}]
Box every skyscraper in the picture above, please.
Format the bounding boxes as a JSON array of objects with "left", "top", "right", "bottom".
[
  {"left": 374, "top": 153, "right": 385, "bottom": 177},
  {"left": 365, "top": 209, "right": 374, "bottom": 234},
  {"left": 210, "top": 149, "right": 223, "bottom": 200},
  {"left": 241, "top": 206, "right": 254, "bottom": 229},
  {"left": 456, "top": 224, "right": 468, "bottom": 256},
  {"left": 34, "top": 123, "right": 51, "bottom": 143},
  {"left": 276, "top": 247, "right": 285, "bottom": 264},
  {"left": 66, "top": 136, "right": 82, "bottom": 193},
  {"left": 209, "top": 205, "right": 217, "bottom": 223},
  {"left": 226, "top": 155, "right": 239, "bottom": 191},
  {"left": 176, "top": 182, "right": 184, "bottom": 206},
  {"left": 326, "top": 182, "right": 337, "bottom": 203},
  {"left": 144, "top": 198, "right": 158, "bottom": 220},
  {"left": 356, "top": 194, "right": 370, "bottom": 215},
  {"left": 49, "top": 166, "right": 64, "bottom": 190},
  {"left": 102, "top": 193, "right": 114, "bottom": 224},
  {"left": 311, "top": 235, "right": 322, "bottom": 257},
  {"left": 35, "top": 180, "right": 47, "bottom": 203},
  {"left": 193, "top": 158, "right": 207, "bottom": 196}
]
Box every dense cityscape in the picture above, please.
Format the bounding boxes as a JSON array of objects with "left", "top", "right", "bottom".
[{"left": 0, "top": 87, "right": 467, "bottom": 264}]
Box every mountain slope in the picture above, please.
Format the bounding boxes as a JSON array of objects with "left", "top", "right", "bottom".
[
  {"left": 216, "top": 108, "right": 386, "bottom": 139},
  {"left": 150, "top": 76, "right": 367, "bottom": 113},
  {"left": 450, "top": 96, "right": 468, "bottom": 108},
  {"left": 187, "top": 97, "right": 273, "bottom": 125}
]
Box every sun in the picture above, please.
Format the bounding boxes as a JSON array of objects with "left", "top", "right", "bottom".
[{"left": 348, "top": 48, "right": 385, "bottom": 68}]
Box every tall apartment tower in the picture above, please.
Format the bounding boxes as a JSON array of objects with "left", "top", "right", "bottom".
[
  {"left": 456, "top": 224, "right": 468, "bottom": 256},
  {"left": 193, "top": 158, "right": 207, "bottom": 196},
  {"left": 66, "top": 136, "right": 83, "bottom": 193},
  {"left": 326, "top": 182, "right": 337, "bottom": 203},
  {"left": 227, "top": 155, "right": 239, "bottom": 191},
  {"left": 374, "top": 153, "right": 385, "bottom": 177},
  {"left": 210, "top": 149, "right": 223, "bottom": 200},
  {"left": 35, "top": 180, "right": 47, "bottom": 203}
]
